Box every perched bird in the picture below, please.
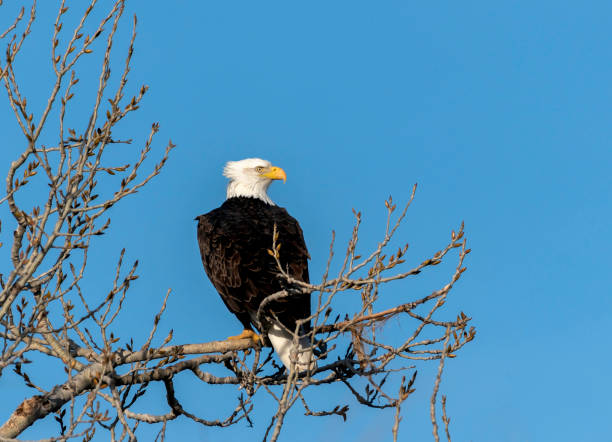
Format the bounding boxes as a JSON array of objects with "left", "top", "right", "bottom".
[{"left": 196, "top": 158, "right": 316, "bottom": 371}]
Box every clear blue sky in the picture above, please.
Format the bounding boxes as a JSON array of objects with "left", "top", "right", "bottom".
[{"left": 1, "top": 1, "right": 611, "bottom": 441}]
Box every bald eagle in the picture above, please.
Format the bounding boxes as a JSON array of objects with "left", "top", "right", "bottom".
[{"left": 196, "top": 158, "right": 316, "bottom": 371}]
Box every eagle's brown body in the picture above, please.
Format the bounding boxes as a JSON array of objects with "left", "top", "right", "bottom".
[{"left": 196, "top": 196, "right": 311, "bottom": 337}]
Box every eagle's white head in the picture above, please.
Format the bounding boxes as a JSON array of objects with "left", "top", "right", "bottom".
[{"left": 223, "top": 158, "right": 287, "bottom": 205}]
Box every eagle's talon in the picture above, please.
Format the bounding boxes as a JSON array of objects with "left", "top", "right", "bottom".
[{"left": 227, "top": 329, "right": 261, "bottom": 345}]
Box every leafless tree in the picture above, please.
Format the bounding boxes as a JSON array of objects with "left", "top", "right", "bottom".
[{"left": 0, "top": 2, "right": 475, "bottom": 441}]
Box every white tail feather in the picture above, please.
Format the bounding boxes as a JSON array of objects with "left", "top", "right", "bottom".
[{"left": 267, "top": 323, "right": 317, "bottom": 372}]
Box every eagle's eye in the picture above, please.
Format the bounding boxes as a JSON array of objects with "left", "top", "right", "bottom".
[{"left": 255, "top": 166, "right": 265, "bottom": 173}]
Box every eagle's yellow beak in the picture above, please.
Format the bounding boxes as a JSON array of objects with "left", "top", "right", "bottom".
[{"left": 263, "top": 166, "right": 287, "bottom": 183}]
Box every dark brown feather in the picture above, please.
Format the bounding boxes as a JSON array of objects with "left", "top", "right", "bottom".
[{"left": 196, "top": 197, "right": 311, "bottom": 335}]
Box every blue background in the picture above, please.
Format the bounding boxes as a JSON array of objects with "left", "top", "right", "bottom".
[{"left": 1, "top": 1, "right": 611, "bottom": 441}]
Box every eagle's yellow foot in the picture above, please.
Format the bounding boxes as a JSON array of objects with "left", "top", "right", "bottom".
[{"left": 227, "top": 329, "right": 261, "bottom": 345}]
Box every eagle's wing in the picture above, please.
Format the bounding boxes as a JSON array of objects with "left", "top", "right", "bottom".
[
  {"left": 196, "top": 213, "right": 259, "bottom": 328},
  {"left": 196, "top": 203, "right": 311, "bottom": 333}
]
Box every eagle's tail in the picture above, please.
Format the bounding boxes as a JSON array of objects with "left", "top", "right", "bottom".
[{"left": 268, "top": 323, "right": 317, "bottom": 372}]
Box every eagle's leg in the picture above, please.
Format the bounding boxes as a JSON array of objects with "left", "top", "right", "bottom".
[{"left": 227, "top": 329, "right": 261, "bottom": 345}]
